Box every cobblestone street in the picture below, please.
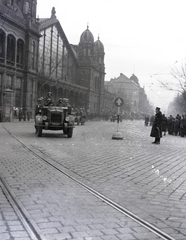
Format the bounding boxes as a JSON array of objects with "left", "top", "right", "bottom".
[{"left": 0, "top": 119, "right": 186, "bottom": 240}]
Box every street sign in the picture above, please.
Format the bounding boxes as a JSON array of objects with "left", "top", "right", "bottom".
[{"left": 114, "top": 97, "right": 124, "bottom": 107}]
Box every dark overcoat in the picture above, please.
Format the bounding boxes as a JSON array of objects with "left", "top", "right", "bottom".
[
  {"left": 162, "top": 116, "right": 167, "bottom": 132},
  {"left": 150, "top": 111, "right": 162, "bottom": 138}
]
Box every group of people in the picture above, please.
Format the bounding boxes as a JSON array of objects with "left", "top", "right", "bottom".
[
  {"left": 149, "top": 107, "right": 186, "bottom": 144},
  {"left": 35, "top": 92, "right": 71, "bottom": 115},
  {"left": 17, "top": 108, "right": 31, "bottom": 121},
  {"left": 37, "top": 92, "right": 71, "bottom": 107},
  {"left": 162, "top": 114, "right": 186, "bottom": 137}
]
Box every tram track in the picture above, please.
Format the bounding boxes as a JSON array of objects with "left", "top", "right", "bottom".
[
  {"left": 2, "top": 125, "right": 176, "bottom": 240},
  {"left": 0, "top": 175, "right": 47, "bottom": 240}
]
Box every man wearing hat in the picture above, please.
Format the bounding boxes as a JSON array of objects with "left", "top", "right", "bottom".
[
  {"left": 44, "top": 92, "right": 54, "bottom": 106},
  {"left": 150, "top": 107, "right": 162, "bottom": 144}
]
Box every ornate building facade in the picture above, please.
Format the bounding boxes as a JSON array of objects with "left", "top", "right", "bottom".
[
  {"left": 105, "top": 73, "right": 152, "bottom": 115},
  {"left": 0, "top": 0, "right": 39, "bottom": 121},
  {"left": 0, "top": 1, "right": 108, "bottom": 121}
]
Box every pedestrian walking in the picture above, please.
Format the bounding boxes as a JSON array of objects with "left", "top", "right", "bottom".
[
  {"left": 174, "top": 117, "right": 180, "bottom": 136},
  {"left": 144, "top": 115, "right": 150, "bottom": 126},
  {"left": 18, "top": 107, "right": 23, "bottom": 121},
  {"left": 167, "top": 115, "right": 174, "bottom": 135},
  {"left": 180, "top": 115, "right": 185, "bottom": 137},
  {"left": 150, "top": 107, "right": 162, "bottom": 144},
  {"left": 162, "top": 114, "right": 167, "bottom": 136},
  {"left": 175, "top": 114, "right": 181, "bottom": 135},
  {"left": 27, "top": 111, "right": 31, "bottom": 121}
]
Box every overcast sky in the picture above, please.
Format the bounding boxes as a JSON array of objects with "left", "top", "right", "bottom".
[{"left": 37, "top": 0, "right": 186, "bottom": 113}]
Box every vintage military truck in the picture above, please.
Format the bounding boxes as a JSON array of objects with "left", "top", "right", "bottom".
[{"left": 35, "top": 105, "right": 75, "bottom": 138}]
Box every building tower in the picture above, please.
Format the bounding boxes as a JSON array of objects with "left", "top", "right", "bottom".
[
  {"left": 78, "top": 26, "right": 105, "bottom": 115},
  {"left": 79, "top": 25, "right": 94, "bottom": 65},
  {"left": 94, "top": 36, "right": 105, "bottom": 113}
]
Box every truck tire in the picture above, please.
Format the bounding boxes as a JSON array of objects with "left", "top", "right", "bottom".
[
  {"left": 37, "top": 126, "right": 42, "bottom": 137},
  {"left": 63, "top": 129, "right": 68, "bottom": 135},
  {"left": 67, "top": 128, "right": 73, "bottom": 138}
]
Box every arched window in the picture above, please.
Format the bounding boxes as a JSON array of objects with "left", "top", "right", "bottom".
[
  {"left": 88, "top": 49, "right": 90, "bottom": 56},
  {"left": 83, "top": 48, "right": 86, "bottom": 56},
  {"left": 7, "top": 34, "right": 16, "bottom": 65},
  {"left": 0, "top": 30, "right": 5, "bottom": 62},
  {"left": 17, "top": 39, "right": 24, "bottom": 68}
]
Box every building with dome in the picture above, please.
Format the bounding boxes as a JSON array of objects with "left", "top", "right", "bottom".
[
  {"left": 38, "top": 20, "right": 106, "bottom": 116},
  {"left": 0, "top": 1, "right": 111, "bottom": 121}
]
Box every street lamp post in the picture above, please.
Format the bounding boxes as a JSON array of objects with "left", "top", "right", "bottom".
[{"left": 3, "top": 88, "right": 14, "bottom": 122}]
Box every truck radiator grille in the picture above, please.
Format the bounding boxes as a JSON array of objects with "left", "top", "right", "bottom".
[{"left": 51, "top": 113, "right": 62, "bottom": 123}]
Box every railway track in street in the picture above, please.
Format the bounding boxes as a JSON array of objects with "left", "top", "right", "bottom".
[
  {"left": 0, "top": 175, "right": 47, "bottom": 240},
  {"left": 1, "top": 125, "right": 177, "bottom": 240}
]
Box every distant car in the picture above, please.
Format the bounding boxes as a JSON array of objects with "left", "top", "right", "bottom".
[
  {"left": 110, "top": 115, "right": 122, "bottom": 122},
  {"left": 34, "top": 105, "right": 75, "bottom": 137},
  {"left": 110, "top": 115, "right": 117, "bottom": 122}
]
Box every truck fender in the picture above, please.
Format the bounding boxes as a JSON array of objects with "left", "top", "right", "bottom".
[{"left": 35, "top": 115, "right": 43, "bottom": 126}]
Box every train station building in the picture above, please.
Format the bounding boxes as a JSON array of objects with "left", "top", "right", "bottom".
[
  {"left": 0, "top": 0, "right": 115, "bottom": 121},
  {"left": 0, "top": 0, "right": 150, "bottom": 122}
]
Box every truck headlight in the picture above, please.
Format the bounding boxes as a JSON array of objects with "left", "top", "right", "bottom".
[
  {"left": 66, "top": 115, "right": 74, "bottom": 122},
  {"left": 65, "top": 116, "right": 70, "bottom": 122},
  {"left": 43, "top": 115, "right": 47, "bottom": 121}
]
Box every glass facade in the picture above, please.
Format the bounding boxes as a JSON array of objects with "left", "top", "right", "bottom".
[{"left": 39, "top": 25, "right": 67, "bottom": 81}]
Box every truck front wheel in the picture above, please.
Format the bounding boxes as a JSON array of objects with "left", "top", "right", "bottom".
[
  {"left": 37, "top": 126, "right": 43, "bottom": 137},
  {"left": 67, "top": 128, "right": 73, "bottom": 138}
]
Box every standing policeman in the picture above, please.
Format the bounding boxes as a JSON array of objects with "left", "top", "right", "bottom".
[{"left": 150, "top": 107, "right": 162, "bottom": 144}]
